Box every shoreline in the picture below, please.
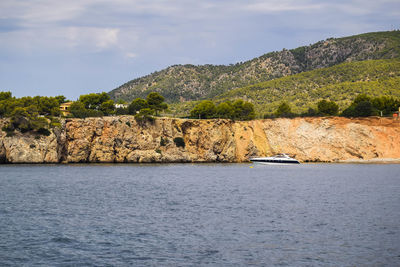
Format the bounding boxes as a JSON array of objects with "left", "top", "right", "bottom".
[
  {"left": 1, "top": 116, "right": 400, "bottom": 164},
  {"left": 1, "top": 160, "right": 400, "bottom": 165},
  {"left": 337, "top": 158, "right": 400, "bottom": 164}
]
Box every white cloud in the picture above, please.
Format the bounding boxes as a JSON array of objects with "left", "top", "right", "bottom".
[
  {"left": 244, "top": 0, "right": 323, "bottom": 13},
  {"left": 0, "top": 0, "right": 87, "bottom": 25},
  {"left": 0, "top": 26, "right": 121, "bottom": 53},
  {"left": 125, "top": 52, "right": 137, "bottom": 58},
  {"left": 66, "top": 27, "right": 120, "bottom": 50}
]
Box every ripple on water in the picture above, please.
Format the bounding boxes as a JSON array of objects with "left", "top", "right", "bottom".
[
  {"left": 0, "top": 164, "right": 399, "bottom": 266},
  {"left": 50, "top": 237, "right": 76, "bottom": 244}
]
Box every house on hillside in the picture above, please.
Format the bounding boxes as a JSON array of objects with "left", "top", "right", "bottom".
[
  {"left": 115, "top": 103, "right": 128, "bottom": 109},
  {"left": 60, "top": 102, "right": 73, "bottom": 116}
]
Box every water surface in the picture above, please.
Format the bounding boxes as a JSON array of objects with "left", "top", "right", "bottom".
[{"left": 0, "top": 163, "right": 399, "bottom": 266}]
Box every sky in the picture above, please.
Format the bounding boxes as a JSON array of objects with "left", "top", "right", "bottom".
[{"left": 0, "top": 0, "right": 399, "bottom": 100}]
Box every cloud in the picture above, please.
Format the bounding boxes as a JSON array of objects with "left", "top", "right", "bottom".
[
  {"left": 125, "top": 52, "right": 137, "bottom": 58},
  {"left": 66, "top": 27, "right": 120, "bottom": 50},
  {"left": 0, "top": 26, "right": 120, "bottom": 53},
  {"left": 244, "top": 0, "right": 323, "bottom": 13},
  {"left": 0, "top": 0, "right": 87, "bottom": 25},
  {"left": 1, "top": 0, "right": 399, "bottom": 99}
]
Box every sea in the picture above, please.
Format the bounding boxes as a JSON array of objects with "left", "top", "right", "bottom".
[{"left": 0, "top": 163, "right": 399, "bottom": 266}]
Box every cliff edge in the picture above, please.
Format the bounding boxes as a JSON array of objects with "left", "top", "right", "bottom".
[{"left": 1, "top": 117, "right": 399, "bottom": 163}]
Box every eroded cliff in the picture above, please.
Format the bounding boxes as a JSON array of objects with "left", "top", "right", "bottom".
[{"left": 1, "top": 116, "right": 399, "bottom": 163}]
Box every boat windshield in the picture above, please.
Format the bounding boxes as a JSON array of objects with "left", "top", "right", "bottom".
[{"left": 274, "top": 154, "right": 290, "bottom": 158}]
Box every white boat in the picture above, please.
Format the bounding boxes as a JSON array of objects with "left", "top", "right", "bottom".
[{"left": 250, "top": 153, "right": 300, "bottom": 165}]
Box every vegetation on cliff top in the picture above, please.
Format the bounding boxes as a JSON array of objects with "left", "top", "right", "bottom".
[
  {"left": 269, "top": 95, "right": 399, "bottom": 118},
  {"left": 0, "top": 92, "right": 65, "bottom": 136},
  {"left": 170, "top": 58, "right": 400, "bottom": 116},
  {"left": 109, "top": 31, "right": 400, "bottom": 103},
  {"left": 189, "top": 99, "right": 255, "bottom": 120},
  {"left": 67, "top": 92, "right": 168, "bottom": 123}
]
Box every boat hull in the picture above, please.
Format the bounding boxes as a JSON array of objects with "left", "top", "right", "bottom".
[
  {"left": 251, "top": 161, "right": 300, "bottom": 165},
  {"left": 250, "top": 157, "right": 300, "bottom": 165}
]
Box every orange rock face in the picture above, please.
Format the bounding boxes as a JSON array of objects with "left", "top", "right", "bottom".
[{"left": 1, "top": 116, "right": 400, "bottom": 163}]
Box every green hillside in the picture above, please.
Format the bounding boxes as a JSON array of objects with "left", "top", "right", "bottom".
[
  {"left": 170, "top": 59, "right": 400, "bottom": 116},
  {"left": 110, "top": 31, "right": 400, "bottom": 104}
]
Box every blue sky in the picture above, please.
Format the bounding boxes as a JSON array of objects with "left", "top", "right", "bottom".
[{"left": 0, "top": 0, "right": 399, "bottom": 100}]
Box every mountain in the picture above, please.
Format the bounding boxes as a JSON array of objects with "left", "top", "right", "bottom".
[{"left": 109, "top": 31, "right": 400, "bottom": 103}]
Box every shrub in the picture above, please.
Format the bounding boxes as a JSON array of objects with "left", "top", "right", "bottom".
[
  {"left": 301, "top": 108, "right": 318, "bottom": 117},
  {"left": 116, "top": 108, "right": 128, "bottom": 115},
  {"left": 50, "top": 117, "right": 61, "bottom": 128},
  {"left": 160, "top": 137, "right": 167, "bottom": 146},
  {"left": 341, "top": 94, "right": 384, "bottom": 117},
  {"left": 134, "top": 108, "right": 155, "bottom": 124},
  {"left": 70, "top": 101, "right": 104, "bottom": 118},
  {"left": 37, "top": 127, "right": 51, "bottom": 136},
  {"left": 2, "top": 123, "right": 15, "bottom": 137},
  {"left": 173, "top": 137, "right": 185, "bottom": 148},
  {"left": 317, "top": 100, "right": 339, "bottom": 115},
  {"left": 275, "top": 102, "right": 294, "bottom": 118},
  {"left": 354, "top": 101, "right": 376, "bottom": 117}
]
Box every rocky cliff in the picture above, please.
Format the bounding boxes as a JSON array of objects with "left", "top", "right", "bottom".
[{"left": 1, "top": 116, "right": 399, "bottom": 163}]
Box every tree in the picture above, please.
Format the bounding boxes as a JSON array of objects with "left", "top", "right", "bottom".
[
  {"left": 216, "top": 102, "right": 234, "bottom": 119},
  {"left": 239, "top": 102, "right": 256, "bottom": 120},
  {"left": 229, "top": 100, "right": 256, "bottom": 120},
  {"left": 116, "top": 107, "right": 129, "bottom": 115},
  {"left": 6, "top": 105, "right": 49, "bottom": 134},
  {"left": 79, "top": 92, "right": 110, "bottom": 110},
  {"left": 232, "top": 100, "right": 245, "bottom": 119},
  {"left": 69, "top": 101, "right": 88, "bottom": 118},
  {"left": 128, "top": 98, "right": 148, "bottom": 115},
  {"left": 146, "top": 92, "right": 168, "bottom": 115},
  {"left": 55, "top": 95, "right": 66, "bottom": 105},
  {"left": 317, "top": 100, "right": 339, "bottom": 116},
  {"left": 0, "top": 93, "right": 68, "bottom": 135},
  {"left": 70, "top": 101, "right": 105, "bottom": 118},
  {"left": 371, "top": 96, "right": 400, "bottom": 116},
  {"left": 353, "top": 94, "right": 371, "bottom": 104},
  {"left": 99, "top": 100, "right": 115, "bottom": 115},
  {"left": 116, "top": 99, "right": 127, "bottom": 104},
  {"left": 0, "top": 91, "right": 12, "bottom": 101},
  {"left": 10, "top": 107, "right": 32, "bottom": 132},
  {"left": 134, "top": 108, "right": 155, "bottom": 123},
  {"left": 190, "top": 99, "right": 255, "bottom": 120},
  {"left": 37, "top": 96, "right": 61, "bottom": 116},
  {"left": 275, "top": 102, "right": 293, "bottom": 117},
  {"left": 190, "top": 100, "right": 217, "bottom": 119},
  {"left": 354, "top": 101, "right": 375, "bottom": 117},
  {"left": 302, "top": 107, "right": 318, "bottom": 117},
  {"left": 341, "top": 94, "right": 380, "bottom": 117}
]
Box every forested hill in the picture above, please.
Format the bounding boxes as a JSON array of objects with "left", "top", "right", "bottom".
[
  {"left": 109, "top": 31, "right": 400, "bottom": 103},
  {"left": 215, "top": 58, "right": 400, "bottom": 115}
]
